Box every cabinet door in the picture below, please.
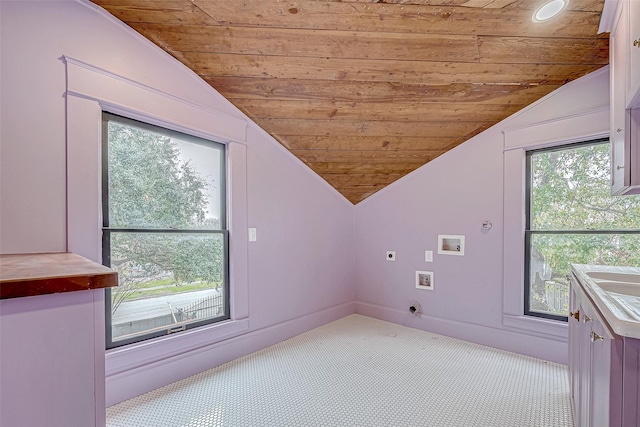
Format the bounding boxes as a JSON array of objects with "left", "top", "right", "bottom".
[
  {"left": 568, "top": 282, "right": 582, "bottom": 425},
  {"left": 622, "top": 338, "right": 640, "bottom": 427},
  {"left": 580, "top": 303, "right": 595, "bottom": 427},
  {"left": 627, "top": 0, "right": 640, "bottom": 105},
  {"left": 589, "top": 316, "right": 623, "bottom": 427},
  {"left": 629, "top": 107, "right": 640, "bottom": 193},
  {"left": 612, "top": 0, "right": 631, "bottom": 195}
]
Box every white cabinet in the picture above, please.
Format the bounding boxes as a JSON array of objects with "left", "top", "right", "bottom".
[
  {"left": 609, "top": 0, "right": 640, "bottom": 195},
  {"left": 587, "top": 307, "right": 623, "bottom": 427},
  {"left": 569, "top": 272, "right": 632, "bottom": 427},
  {"left": 626, "top": 0, "right": 640, "bottom": 104},
  {"left": 568, "top": 287, "right": 581, "bottom": 422},
  {"left": 610, "top": 0, "right": 629, "bottom": 194}
]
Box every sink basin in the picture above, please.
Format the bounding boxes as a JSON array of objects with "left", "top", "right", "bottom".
[
  {"left": 587, "top": 271, "right": 640, "bottom": 284},
  {"left": 598, "top": 281, "right": 640, "bottom": 298}
]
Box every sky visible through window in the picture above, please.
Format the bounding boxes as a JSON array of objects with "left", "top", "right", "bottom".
[{"left": 103, "top": 115, "right": 228, "bottom": 347}]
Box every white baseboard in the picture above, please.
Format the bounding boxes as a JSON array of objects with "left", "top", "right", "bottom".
[
  {"left": 106, "top": 302, "right": 355, "bottom": 406},
  {"left": 355, "top": 301, "right": 568, "bottom": 365}
]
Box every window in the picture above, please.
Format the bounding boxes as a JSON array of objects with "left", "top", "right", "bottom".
[
  {"left": 525, "top": 139, "right": 640, "bottom": 321},
  {"left": 102, "top": 113, "right": 229, "bottom": 348}
]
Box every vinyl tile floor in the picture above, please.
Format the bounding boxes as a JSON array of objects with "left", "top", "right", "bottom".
[{"left": 106, "top": 314, "right": 574, "bottom": 427}]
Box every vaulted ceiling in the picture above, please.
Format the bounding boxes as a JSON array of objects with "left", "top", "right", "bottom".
[{"left": 92, "top": 0, "right": 608, "bottom": 204}]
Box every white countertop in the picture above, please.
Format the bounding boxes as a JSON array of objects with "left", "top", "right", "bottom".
[{"left": 572, "top": 264, "right": 640, "bottom": 339}]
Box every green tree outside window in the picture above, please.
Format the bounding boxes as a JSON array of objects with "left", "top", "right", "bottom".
[{"left": 527, "top": 141, "right": 640, "bottom": 318}]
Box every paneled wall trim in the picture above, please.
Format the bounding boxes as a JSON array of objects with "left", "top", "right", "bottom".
[
  {"left": 64, "top": 56, "right": 248, "bottom": 145},
  {"left": 503, "top": 106, "right": 610, "bottom": 151}
]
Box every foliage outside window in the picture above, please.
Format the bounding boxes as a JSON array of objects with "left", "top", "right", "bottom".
[
  {"left": 526, "top": 140, "right": 640, "bottom": 321},
  {"left": 102, "top": 113, "right": 228, "bottom": 348}
]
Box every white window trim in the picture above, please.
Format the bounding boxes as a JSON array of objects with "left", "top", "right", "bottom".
[
  {"left": 502, "top": 106, "right": 609, "bottom": 339},
  {"left": 64, "top": 56, "right": 250, "bottom": 379}
]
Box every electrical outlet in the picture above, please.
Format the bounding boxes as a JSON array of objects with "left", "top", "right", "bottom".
[
  {"left": 386, "top": 251, "right": 396, "bottom": 261},
  {"left": 248, "top": 228, "right": 257, "bottom": 242},
  {"left": 425, "top": 250, "right": 433, "bottom": 262}
]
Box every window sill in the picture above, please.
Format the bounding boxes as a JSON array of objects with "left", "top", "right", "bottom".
[
  {"left": 502, "top": 314, "right": 567, "bottom": 341},
  {"left": 106, "top": 317, "right": 249, "bottom": 377}
]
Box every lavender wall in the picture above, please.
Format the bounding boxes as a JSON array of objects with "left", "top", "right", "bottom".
[
  {"left": 354, "top": 68, "right": 610, "bottom": 364},
  {"left": 245, "top": 125, "right": 355, "bottom": 325},
  {"left": 0, "top": 1, "right": 354, "bottom": 425},
  {"left": 0, "top": 0, "right": 611, "bottom": 425}
]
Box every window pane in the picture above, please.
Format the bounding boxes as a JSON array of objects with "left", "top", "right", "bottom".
[
  {"left": 528, "top": 233, "right": 640, "bottom": 316},
  {"left": 530, "top": 143, "right": 640, "bottom": 231},
  {"left": 107, "top": 120, "right": 223, "bottom": 230},
  {"left": 109, "top": 232, "right": 226, "bottom": 343}
]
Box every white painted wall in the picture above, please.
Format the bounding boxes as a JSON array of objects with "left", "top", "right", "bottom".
[{"left": 0, "top": 1, "right": 355, "bottom": 426}]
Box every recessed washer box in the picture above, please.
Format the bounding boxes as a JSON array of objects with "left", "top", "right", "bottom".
[
  {"left": 438, "top": 235, "right": 465, "bottom": 256},
  {"left": 416, "top": 270, "right": 434, "bottom": 290}
]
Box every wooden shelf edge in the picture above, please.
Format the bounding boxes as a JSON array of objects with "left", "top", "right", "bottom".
[{"left": 0, "top": 252, "right": 118, "bottom": 300}]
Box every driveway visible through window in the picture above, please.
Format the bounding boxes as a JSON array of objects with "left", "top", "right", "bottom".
[{"left": 102, "top": 113, "right": 229, "bottom": 348}]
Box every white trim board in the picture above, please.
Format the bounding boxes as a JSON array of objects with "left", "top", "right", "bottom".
[{"left": 64, "top": 56, "right": 248, "bottom": 144}]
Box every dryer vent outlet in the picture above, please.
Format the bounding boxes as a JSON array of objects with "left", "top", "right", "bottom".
[{"left": 409, "top": 302, "right": 422, "bottom": 316}]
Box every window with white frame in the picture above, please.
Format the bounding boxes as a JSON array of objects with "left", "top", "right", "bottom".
[
  {"left": 525, "top": 139, "right": 640, "bottom": 321},
  {"left": 102, "top": 113, "right": 229, "bottom": 348}
]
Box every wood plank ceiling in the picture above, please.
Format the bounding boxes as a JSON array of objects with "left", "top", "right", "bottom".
[{"left": 92, "top": 0, "right": 608, "bottom": 204}]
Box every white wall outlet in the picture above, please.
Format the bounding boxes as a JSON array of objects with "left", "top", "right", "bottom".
[
  {"left": 248, "top": 228, "right": 257, "bottom": 242},
  {"left": 425, "top": 250, "right": 433, "bottom": 262},
  {"left": 386, "top": 251, "right": 396, "bottom": 261}
]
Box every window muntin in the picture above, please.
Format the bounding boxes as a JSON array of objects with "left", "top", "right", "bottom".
[
  {"left": 525, "top": 140, "right": 640, "bottom": 321},
  {"left": 103, "top": 113, "right": 229, "bottom": 348}
]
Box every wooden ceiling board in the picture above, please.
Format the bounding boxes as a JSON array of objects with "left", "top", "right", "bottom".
[
  {"left": 343, "top": 0, "right": 602, "bottom": 11},
  {"left": 183, "top": 53, "right": 602, "bottom": 85},
  {"left": 189, "top": 0, "right": 602, "bottom": 38},
  {"left": 291, "top": 149, "right": 441, "bottom": 161},
  {"left": 232, "top": 99, "right": 524, "bottom": 122},
  {"left": 95, "top": 2, "right": 219, "bottom": 25},
  {"left": 477, "top": 36, "right": 608, "bottom": 64},
  {"left": 203, "top": 77, "right": 560, "bottom": 104},
  {"left": 92, "top": 0, "right": 607, "bottom": 204},
  {"left": 282, "top": 135, "right": 460, "bottom": 151},
  {"left": 309, "top": 161, "right": 429, "bottom": 173},
  {"left": 260, "top": 118, "right": 482, "bottom": 137},
  {"left": 129, "top": 24, "right": 482, "bottom": 63}
]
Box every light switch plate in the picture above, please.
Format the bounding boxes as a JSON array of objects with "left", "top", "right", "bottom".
[
  {"left": 248, "top": 228, "right": 257, "bottom": 242},
  {"left": 386, "top": 251, "right": 396, "bottom": 261},
  {"left": 425, "top": 250, "right": 433, "bottom": 262}
]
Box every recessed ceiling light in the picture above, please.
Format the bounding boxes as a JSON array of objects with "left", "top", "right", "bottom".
[{"left": 532, "top": 0, "right": 568, "bottom": 23}]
